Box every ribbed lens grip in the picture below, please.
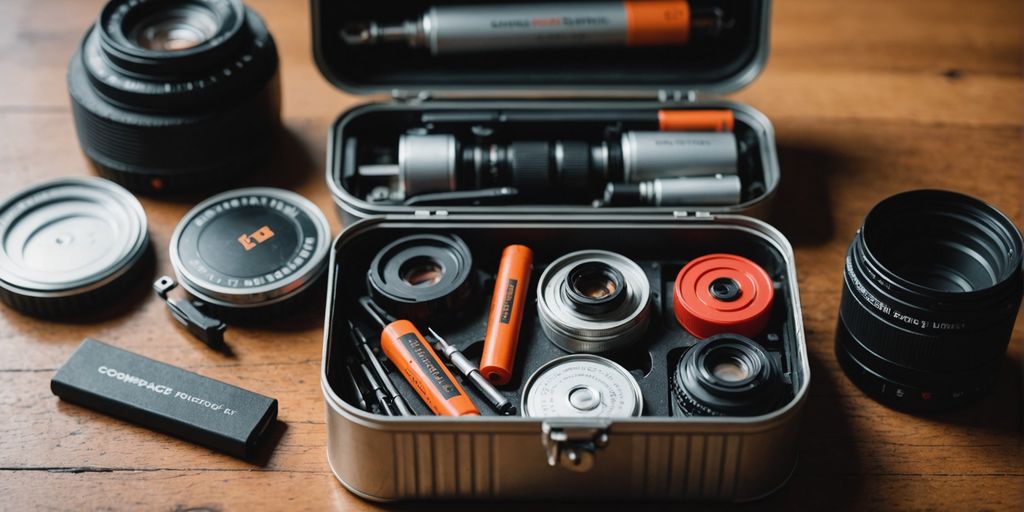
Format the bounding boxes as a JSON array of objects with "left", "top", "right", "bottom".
[
  {"left": 69, "top": 68, "right": 280, "bottom": 193},
  {"left": 838, "top": 281, "right": 1016, "bottom": 370},
  {"left": 556, "top": 140, "right": 591, "bottom": 193},
  {"left": 507, "top": 141, "right": 551, "bottom": 192}
]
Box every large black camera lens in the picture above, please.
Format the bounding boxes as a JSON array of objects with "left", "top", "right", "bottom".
[
  {"left": 671, "top": 334, "right": 785, "bottom": 417},
  {"left": 837, "top": 189, "right": 1023, "bottom": 411},
  {"left": 68, "top": 0, "right": 280, "bottom": 194}
]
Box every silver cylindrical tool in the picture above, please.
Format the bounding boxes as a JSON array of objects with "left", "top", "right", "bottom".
[
  {"left": 429, "top": 328, "right": 515, "bottom": 415},
  {"left": 603, "top": 174, "right": 741, "bottom": 206},
  {"left": 429, "top": 3, "right": 628, "bottom": 54},
  {"left": 620, "top": 131, "right": 738, "bottom": 181},
  {"left": 399, "top": 134, "right": 457, "bottom": 197},
  {"left": 341, "top": 2, "right": 732, "bottom": 56},
  {"left": 355, "top": 134, "right": 458, "bottom": 199}
]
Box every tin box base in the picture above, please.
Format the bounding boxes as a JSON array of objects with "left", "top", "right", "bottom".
[{"left": 321, "top": 215, "right": 809, "bottom": 501}]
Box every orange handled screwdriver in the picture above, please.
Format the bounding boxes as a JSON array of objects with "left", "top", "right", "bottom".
[
  {"left": 480, "top": 245, "right": 533, "bottom": 385},
  {"left": 361, "top": 298, "right": 480, "bottom": 417}
]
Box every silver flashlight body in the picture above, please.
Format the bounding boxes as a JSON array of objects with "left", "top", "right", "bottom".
[{"left": 425, "top": 3, "right": 629, "bottom": 55}]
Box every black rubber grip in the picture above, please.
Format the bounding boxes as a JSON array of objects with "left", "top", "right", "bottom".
[
  {"left": 838, "top": 280, "right": 1016, "bottom": 370},
  {"left": 507, "top": 141, "right": 551, "bottom": 193},
  {"left": 556, "top": 140, "right": 591, "bottom": 193},
  {"left": 68, "top": 53, "right": 280, "bottom": 194}
]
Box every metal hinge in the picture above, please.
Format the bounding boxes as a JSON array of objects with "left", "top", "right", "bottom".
[
  {"left": 658, "top": 89, "right": 698, "bottom": 104},
  {"left": 412, "top": 209, "right": 448, "bottom": 217},
  {"left": 541, "top": 420, "right": 611, "bottom": 473},
  {"left": 390, "top": 89, "right": 432, "bottom": 103},
  {"left": 673, "top": 210, "right": 715, "bottom": 220}
]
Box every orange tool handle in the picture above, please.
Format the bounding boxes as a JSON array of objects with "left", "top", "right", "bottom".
[
  {"left": 381, "top": 320, "right": 480, "bottom": 416},
  {"left": 658, "top": 109, "right": 734, "bottom": 132},
  {"left": 480, "top": 245, "right": 533, "bottom": 386},
  {"left": 625, "top": 0, "right": 690, "bottom": 46}
]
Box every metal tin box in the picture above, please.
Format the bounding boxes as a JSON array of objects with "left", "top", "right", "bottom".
[
  {"left": 312, "top": 0, "right": 807, "bottom": 502},
  {"left": 321, "top": 215, "right": 808, "bottom": 501}
]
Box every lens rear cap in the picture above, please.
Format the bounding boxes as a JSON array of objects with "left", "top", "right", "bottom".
[
  {"left": 169, "top": 187, "right": 330, "bottom": 312},
  {"left": 0, "top": 177, "right": 149, "bottom": 316}
]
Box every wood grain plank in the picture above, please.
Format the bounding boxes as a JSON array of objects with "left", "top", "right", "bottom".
[
  {"left": 0, "top": 0, "right": 1021, "bottom": 509},
  {"left": 2, "top": 471, "right": 1021, "bottom": 511}
]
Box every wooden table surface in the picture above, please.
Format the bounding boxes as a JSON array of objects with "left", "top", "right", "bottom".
[{"left": 2, "top": 0, "right": 1021, "bottom": 510}]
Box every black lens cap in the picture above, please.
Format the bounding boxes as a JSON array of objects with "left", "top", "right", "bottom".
[
  {"left": 0, "top": 177, "right": 150, "bottom": 316},
  {"left": 169, "top": 187, "right": 330, "bottom": 315}
]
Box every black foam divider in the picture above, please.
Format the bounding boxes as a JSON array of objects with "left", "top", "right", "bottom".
[{"left": 327, "top": 223, "right": 798, "bottom": 418}]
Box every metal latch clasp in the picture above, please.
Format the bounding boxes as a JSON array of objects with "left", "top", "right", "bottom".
[{"left": 541, "top": 420, "right": 611, "bottom": 472}]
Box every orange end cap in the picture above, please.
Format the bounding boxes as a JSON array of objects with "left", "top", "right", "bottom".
[
  {"left": 624, "top": 0, "right": 691, "bottom": 46},
  {"left": 659, "top": 109, "right": 735, "bottom": 132}
]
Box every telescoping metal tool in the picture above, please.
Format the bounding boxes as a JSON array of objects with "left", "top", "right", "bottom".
[{"left": 342, "top": 1, "right": 733, "bottom": 55}]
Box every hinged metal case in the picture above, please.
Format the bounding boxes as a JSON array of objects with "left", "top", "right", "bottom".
[{"left": 313, "top": 0, "right": 809, "bottom": 502}]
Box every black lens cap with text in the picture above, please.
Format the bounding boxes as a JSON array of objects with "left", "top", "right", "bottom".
[
  {"left": 169, "top": 187, "right": 330, "bottom": 320},
  {"left": 0, "top": 177, "right": 150, "bottom": 316}
]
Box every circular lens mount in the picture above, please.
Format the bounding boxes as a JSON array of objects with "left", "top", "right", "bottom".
[{"left": 367, "top": 234, "right": 475, "bottom": 324}]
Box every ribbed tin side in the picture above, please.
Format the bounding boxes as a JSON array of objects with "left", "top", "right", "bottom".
[
  {"left": 629, "top": 433, "right": 746, "bottom": 500},
  {"left": 392, "top": 432, "right": 498, "bottom": 499}
]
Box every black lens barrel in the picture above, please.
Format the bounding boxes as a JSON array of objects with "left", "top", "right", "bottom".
[
  {"left": 836, "top": 190, "right": 1023, "bottom": 411},
  {"left": 68, "top": 0, "right": 280, "bottom": 194}
]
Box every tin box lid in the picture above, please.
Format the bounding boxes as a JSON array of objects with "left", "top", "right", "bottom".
[{"left": 311, "top": 0, "right": 771, "bottom": 99}]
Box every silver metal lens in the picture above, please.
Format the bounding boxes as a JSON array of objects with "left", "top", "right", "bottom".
[
  {"left": 130, "top": 6, "right": 220, "bottom": 51},
  {"left": 537, "top": 250, "right": 651, "bottom": 353}
]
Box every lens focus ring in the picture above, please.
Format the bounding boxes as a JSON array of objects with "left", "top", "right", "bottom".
[{"left": 839, "top": 268, "right": 1016, "bottom": 370}]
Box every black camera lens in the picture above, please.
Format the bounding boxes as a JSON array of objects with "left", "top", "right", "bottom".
[
  {"left": 672, "top": 334, "right": 784, "bottom": 417},
  {"left": 367, "top": 234, "right": 475, "bottom": 324},
  {"left": 836, "top": 189, "right": 1023, "bottom": 411},
  {"left": 68, "top": 0, "right": 280, "bottom": 194}
]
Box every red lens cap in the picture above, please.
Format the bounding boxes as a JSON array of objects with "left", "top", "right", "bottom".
[{"left": 674, "top": 254, "right": 774, "bottom": 339}]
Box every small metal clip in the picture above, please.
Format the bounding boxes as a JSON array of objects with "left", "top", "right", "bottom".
[
  {"left": 154, "top": 276, "right": 227, "bottom": 349},
  {"left": 541, "top": 420, "right": 611, "bottom": 473}
]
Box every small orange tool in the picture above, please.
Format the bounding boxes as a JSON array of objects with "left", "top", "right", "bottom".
[
  {"left": 479, "top": 245, "right": 533, "bottom": 385},
  {"left": 361, "top": 298, "right": 479, "bottom": 416}
]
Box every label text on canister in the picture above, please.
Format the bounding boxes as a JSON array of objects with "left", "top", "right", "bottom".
[
  {"left": 500, "top": 279, "right": 518, "bottom": 324},
  {"left": 399, "top": 332, "right": 460, "bottom": 400}
]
